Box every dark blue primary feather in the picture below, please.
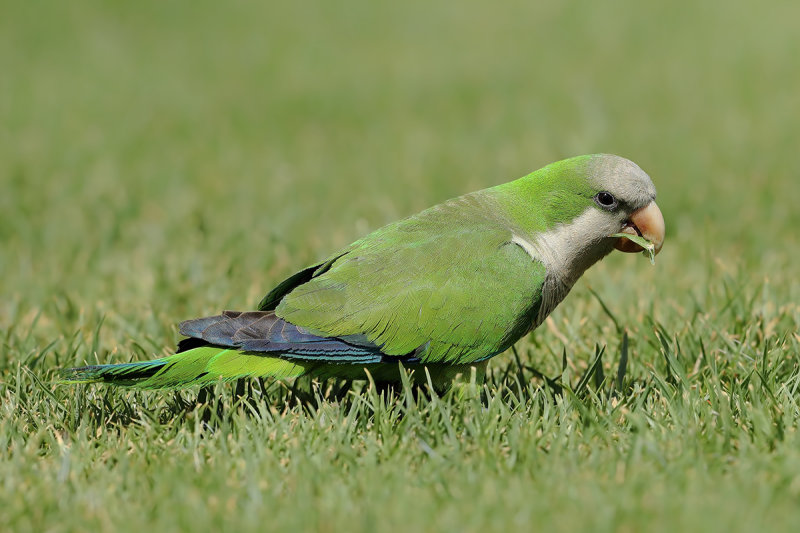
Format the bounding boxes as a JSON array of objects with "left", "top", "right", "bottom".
[{"left": 179, "top": 310, "right": 393, "bottom": 363}]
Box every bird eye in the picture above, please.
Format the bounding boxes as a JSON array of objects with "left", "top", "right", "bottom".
[{"left": 594, "top": 191, "right": 618, "bottom": 210}]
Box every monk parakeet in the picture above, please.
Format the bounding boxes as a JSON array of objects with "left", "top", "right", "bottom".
[{"left": 62, "top": 154, "right": 664, "bottom": 389}]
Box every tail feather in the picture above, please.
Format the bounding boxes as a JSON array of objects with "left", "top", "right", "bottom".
[
  {"left": 61, "top": 309, "right": 398, "bottom": 390},
  {"left": 60, "top": 359, "right": 168, "bottom": 387},
  {"left": 60, "top": 346, "right": 315, "bottom": 389}
]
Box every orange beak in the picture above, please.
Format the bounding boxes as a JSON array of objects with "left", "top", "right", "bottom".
[{"left": 614, "top": 201, "right": 665, "bottom": 255}]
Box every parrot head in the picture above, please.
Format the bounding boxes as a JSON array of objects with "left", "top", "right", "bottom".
[
  {"left": 508, "top": 154, "right": 666, "bottom": 288},
  {"left": 585, "top": 154, "right": 665, "bottom": 256}
]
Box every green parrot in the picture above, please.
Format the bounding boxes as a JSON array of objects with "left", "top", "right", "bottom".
[{"left": 61, "top": 154, "right": 664, "bottom": 389}]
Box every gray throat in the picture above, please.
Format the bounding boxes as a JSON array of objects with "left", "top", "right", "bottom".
[{"left": 511, "top": 209, "right": 618, "bottom": 328}]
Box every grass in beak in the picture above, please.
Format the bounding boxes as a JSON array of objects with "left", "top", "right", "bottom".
[{"left": 611, "top": 233, "right": 657, "bottom": 265}]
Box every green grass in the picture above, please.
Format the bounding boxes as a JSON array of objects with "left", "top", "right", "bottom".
[{"left": 3, "top": 0, "right": 800, "bottom": 531}]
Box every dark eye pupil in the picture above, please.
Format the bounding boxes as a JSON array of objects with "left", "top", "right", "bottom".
[{"left": 598, "top": 192, "right": 615, "bottom": 206}]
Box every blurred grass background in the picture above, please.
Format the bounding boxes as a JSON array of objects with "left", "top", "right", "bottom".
[{"left": 2, "top": 1, "right": 800, "bottom": 531}]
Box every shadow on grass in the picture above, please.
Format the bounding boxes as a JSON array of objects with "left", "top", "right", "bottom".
[
  {"left": 57, "top": 334, "right": 637, "bottom": 432},
  {"left": 36, "top": 319, "right": 800, "bottom": 437}
]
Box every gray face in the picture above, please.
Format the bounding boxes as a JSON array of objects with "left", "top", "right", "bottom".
[
  {"left": 589, "top": 155, "right": 657, "bottom": 213},
  {"left": 533, "top": 155, "right": 662, "bottom": 287}
]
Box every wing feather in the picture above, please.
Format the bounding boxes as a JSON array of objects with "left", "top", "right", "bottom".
[{"left": 274, "top": 192, "right": 547, "bottom": 364}]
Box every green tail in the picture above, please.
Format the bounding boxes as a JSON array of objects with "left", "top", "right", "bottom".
[
  {"left": 60, "top": 348, "right": 490, "bottom": 390},
  {"left": 59, "top": 347, "right": 316, "bottom": 389}
]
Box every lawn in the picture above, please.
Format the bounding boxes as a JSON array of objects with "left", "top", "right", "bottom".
[{"left": 2, "top": 1, "right": 800, "bottom": 531}]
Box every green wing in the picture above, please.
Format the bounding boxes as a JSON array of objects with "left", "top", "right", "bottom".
[{"left": 271, "top": 193, "right": 547, "bottom": 365}]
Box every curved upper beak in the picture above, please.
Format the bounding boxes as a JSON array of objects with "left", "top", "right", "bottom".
[{"left": 614, "top": 201, "right": 665, "bottom": 255}]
